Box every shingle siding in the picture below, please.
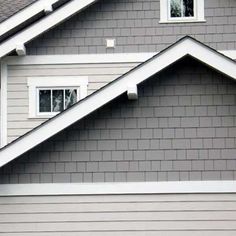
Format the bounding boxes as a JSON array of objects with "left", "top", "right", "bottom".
[
  {"left": 26, "top": 0, "right": 236, "bottom": 55},
  {"left": 1, "top": 58, "right": 236, "bottom": 183}
]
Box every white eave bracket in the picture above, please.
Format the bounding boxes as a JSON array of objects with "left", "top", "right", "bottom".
[
  {"left": 44, "top": 4, "right": 53, "bottom": 14},
  {"left": 16, "top": 44, "right": 26, "bottom": 56},
  {"left": 127, "top": 84, "right": 138, "bottom": 100}
]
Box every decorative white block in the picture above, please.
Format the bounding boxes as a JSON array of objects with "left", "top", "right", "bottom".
[
  {"left": 16, "top": 44, "right": 26, "bottom": 56},
  {"left": 127, "top": 85, "right": 138, "bottom": 100},
  {"left": 106, "top": 38, "right": 115, "bottom": 48}
]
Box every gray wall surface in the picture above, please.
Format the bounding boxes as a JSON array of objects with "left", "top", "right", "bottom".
[
  {"left": 7, "top": 62, "right": 137, "bottom": 143},
  {"left": 26, "top": 0, "right": 236, "bottom": 55},
  {"left": 1, "top": 58, "right": 236, "bottom": 183},
  {"left": 0, "top": 193, "right": 236, "bottom": 235}
]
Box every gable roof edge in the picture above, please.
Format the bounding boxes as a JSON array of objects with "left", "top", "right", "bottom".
[
  {"left": 0, "top": 0, "right": 62, "bottom": 38},
  {"left": 0, "top": 0, "right": 98, "bottom": 58},
  {"left": 0, "top": 36, "right": 235, "bottom": 167}
]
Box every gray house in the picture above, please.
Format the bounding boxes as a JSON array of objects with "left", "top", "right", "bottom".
[{"left": 0, "top": 0, "right": 236, "bottom": 234}]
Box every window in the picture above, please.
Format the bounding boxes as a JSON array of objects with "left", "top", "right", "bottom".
[
  {"left": 38, "top": 88, "right": 78, "bottom": 114},
  {"left": 27, "top": 77, "right": 88, "bottom": 118},
  {"left": 170, "top": 0, "right": 194, "bottom": 18},
  {"left": 160, "top": 0, "right": 205, "bottom": 23}
]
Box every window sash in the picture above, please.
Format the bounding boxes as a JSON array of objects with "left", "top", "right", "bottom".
[
  {"left": 37, "top": 87, "right": 79, "bottom": 115},
  {"left": 168, "top": 0, "right": 196, "bottom": 20}
]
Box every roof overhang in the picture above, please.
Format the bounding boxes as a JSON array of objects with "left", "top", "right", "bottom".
[
  {"left": 0, "top": 36, "right": 235, "bottom": 167},
  {"left": 0, "top": 0, "right": 98, "bottom": 58},
  {"left": 0, "top": 0, "right": 63, "bottom": 39}
]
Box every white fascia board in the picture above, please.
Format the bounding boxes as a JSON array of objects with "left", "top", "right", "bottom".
[
  {"left": 0, "top": 181, "right": 236, "bottom": 196},
  {"left": 0, "top": 37, "right": 236, "bottom": 167},
  {"left": 0, "top": 0, "right": 98, "bottom": 58},
  {"left": 0, "top": 0, "right": 59, "bottom": 37},
  {"left": 220, "top": 50, "right": 236, "bottom": 60}
]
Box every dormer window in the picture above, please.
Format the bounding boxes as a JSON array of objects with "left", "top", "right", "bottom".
[{"left": 160, "top": 0, "right": 205, "bottom": 23}]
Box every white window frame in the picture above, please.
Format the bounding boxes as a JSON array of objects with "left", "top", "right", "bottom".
[
  {"left": 160, "top": 0, "right": 205, "bottom": 23},
  {"left": 27, "top": 76, "right": 88, "bottom": 118}
]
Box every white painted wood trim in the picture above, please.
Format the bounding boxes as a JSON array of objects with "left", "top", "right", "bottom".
[
  {"left": 4, "top": 53, "right": 157, "bottom": 65},
  {"left": 0, "top": 37, "right": 235, "bottom": 166},
  {"left": 0, "top": 62, "right": 7, "bottom": 147},
  {"left": 16, "top": 44, "right": 26, "bottom": 56},
  {"left": 127, "top": 85, "right": 138, "bottom": 100},
  {"left": 0, "top": 181, "right": 236, "bottom": 196},
  {"left": 0, "top": 0, "right": 98, "bottom": 58},
  {"left": 3, "top": 50, "right": 236, "bottom": 66},
  {"left": 27, "top": 76, "right": 88, "bottom": 118},
  {"left": 0, "top": 0, "right": 59, "bottom": 37}
]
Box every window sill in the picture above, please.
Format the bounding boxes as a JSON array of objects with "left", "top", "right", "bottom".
[{"left": 159, "top": 19, "right": 206, "bottom": 24}]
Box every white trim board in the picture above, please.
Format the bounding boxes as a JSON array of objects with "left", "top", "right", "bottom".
[
  {"left": 0, "top": 37, "right": 236, "bottom": 167},
  {"left": 0, "top": 0, "right": 98, "bottom": 58},
  {"left": 0, "top": 181, "right": 236, "bottom": 196},
  {"left": 0, "top": 0, "right": 60, "bottom": 37},
  {"left": 0, "top": 61, "right": 8, "bottom": 147},
  {"left": 3, "top": 50, "right": 236, "bottom": 66}
]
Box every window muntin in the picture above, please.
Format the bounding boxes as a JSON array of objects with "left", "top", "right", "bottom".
[
  {"left": 38, "top": 88, "right": 78, "bottom": 115},
  {"left": 170, "top": 0, "right": 194, "bottom": 18}
]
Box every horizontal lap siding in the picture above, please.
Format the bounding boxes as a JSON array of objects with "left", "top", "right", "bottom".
[
  {"left": 7, "top": 63, "right": 137, "bottom": 143},
  {"left": 0, "top": 194, "right": 236, "bottom": 235}
]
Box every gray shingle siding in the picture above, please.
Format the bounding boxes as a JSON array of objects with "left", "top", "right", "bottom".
[
  {"left": 1, "top": 58, "right": 236, "bottom": 183},
  {"left": 26, "top": 0, "right": 236, "bottom": 55}
]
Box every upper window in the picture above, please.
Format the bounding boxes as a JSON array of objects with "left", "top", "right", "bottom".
[
  {"left": 27, "top": 76, "right": 88, "bottom": 118},
  {"left": 170, "top": 0, "right": 194, "bottom": 18},
  {"left": 160, "top": 0, "right": 205, "bottom": 23},
  {"left": 38, "top": 88, "right": 78, "bottom": 114}
]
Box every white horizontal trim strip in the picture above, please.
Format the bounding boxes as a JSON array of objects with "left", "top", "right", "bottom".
[
  {"left": 0, "top": 0, "right": 59, "bottom": 37},
  {"left": 27, "top": 76, "right": 89, "bottom": 87},
  {"left": 0, "top": 0, "right": 98, "bottom": 58},
  {"left": 4, "top": 53, "right": 156, "bottom": 65},
  {"left": 0, "top": 181, "right": 236, "bottom": 196},
  {"left": 4, "top": 50, "right": 236, "bottom": 66}
]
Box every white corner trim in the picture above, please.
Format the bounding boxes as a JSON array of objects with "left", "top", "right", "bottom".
[
  {"left": 0, "top": 62, "right": 8, "bottom": 148},
  {"left": 27, "top": 76, "right": 88, "bottom": 118},
  {"left": 0, "top": 181, "right": 236, "bottom": 196},
  {"left": 0, "top": 37, "right": 235, "bottom": 166},
  {"left": 0, "top": 0, "right": 59, "bottom": 37},
  {"left": 0, "top": 0, "right": 98, "bottom": 58}
]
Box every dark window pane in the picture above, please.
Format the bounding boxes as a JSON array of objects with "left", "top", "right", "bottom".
[
  {"left": 170, "top": 0, "right": 181, "bottom": 17},
  {"left": 39, "top": 90, "right": 51, "bottom": 112},
  {"left": 52, "top": 90, "right": 63, "bottom": 112},
  {"left": 183, "top": 0, "right": 194, "bottom": 17},
  {"left": 65, "top": 89, "right": 77, "bottom": 109}
]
